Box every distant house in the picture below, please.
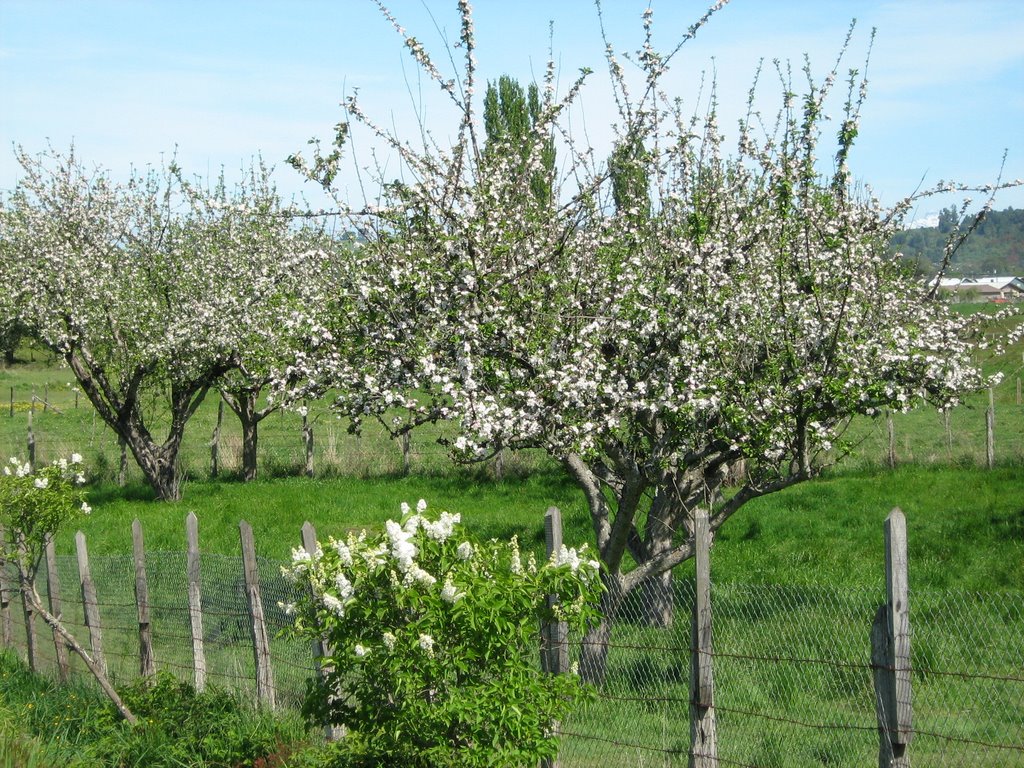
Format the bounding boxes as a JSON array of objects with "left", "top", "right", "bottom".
[{"left": 932, "top": 276, "right": 1024, "bottom": 302}]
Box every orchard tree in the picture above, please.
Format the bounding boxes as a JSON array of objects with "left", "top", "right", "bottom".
[
  {"left": 1, "top": 148, "right": 313, "bottom": 500},
  {"left": 286, "top": 3, "right": 1016, "bottom": 680},
  {"left": 174, "top": 164, "right": 336, "bottom": 482}
]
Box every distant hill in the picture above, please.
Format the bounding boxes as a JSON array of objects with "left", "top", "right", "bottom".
[{"left": 890, "top": 207, "right": 1024, "bottom": 277}]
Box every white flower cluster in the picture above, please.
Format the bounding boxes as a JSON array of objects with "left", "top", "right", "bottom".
[{"left": 553, "top": 544, "right": 600, "bottom": 578}]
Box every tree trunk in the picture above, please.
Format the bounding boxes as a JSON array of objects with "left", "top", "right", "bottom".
[
  {"left": 579, "top": 576, "right": 624, "bottom": 686},
  {"left": 129, "top": 440, "right": 182, "bottom": 501},
  {"left": 240, "top": 408, "right": 259, "bottom": 482},
  {"left": 641, "top": 511, "right": 676, "bottom": 628},
  {"left": 221, "top": 389, "right": 264, "bottom": 482}
]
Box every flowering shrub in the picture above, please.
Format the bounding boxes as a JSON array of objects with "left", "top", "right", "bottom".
[
  {"left": 0, "top": 453, "right": 140, "bottom": 722},
  {"left": 284, "top": 501, "right": 602, "bottom": 768},
  {"left": 0, "top": 454, "right": 90, "bottom": 564}
]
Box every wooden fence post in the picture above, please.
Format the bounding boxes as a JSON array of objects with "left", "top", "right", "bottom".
[
  {"left": 27, "top": 410, "right": 36, "bottom": 472},
  {"left": 301, "top": 522, "right": 342, "bottom": 741},
  {"left": 302, "top": 407, "right": 314, "bottom": 478},
  {"left": 132, "top": 519, "right": 155, "bottom": 677},
  {"left": 690, "top": 507, "right": 717, "bottom": 768},
  {"left": 240, "top": 520, "right": 276, "bottom": 709},
  {"left": 986, "top": 387, "right": 995, "bottom": 469},
  {"left": 44, "top": 537, "right": 70, "bottom": 681},
  {"left": 211, "top": 399, "right": 224, "bottom": 478},
  {"left": 541, "top": 506, "right": 569, "bottom": 676},
  {"left": 76, "top": 530, "right": 108, "bottom": 678},
  {"left": 42, "top": 384, "right": 48, "bottom": 413},
  {"left": 0, "top": 529, "right": 13, "bottom": 647},
  {"left": 872, "top": 507, "right": 912, "bottom": 767},
  {"left": 400, "top": 431, "right": 411, "bottom": 477},
  {"left": 540, "top": 506, "right": 567, "bottom": 768},
  {"left": 9, "top": 386, "right": 13, "bottom": 418},
  {"left": 886, "top": 410, "right": 896, "bottom": 469},
  {"left": 186, "top": 512, "right": 207, "bottom": 691},
  {"left": 1016, "top": 377, "right": 1021, "bottom": 407}
]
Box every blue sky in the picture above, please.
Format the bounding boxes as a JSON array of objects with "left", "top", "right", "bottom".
[{"left": 2, "top": 0, "right": 1022, "bottom": 221}]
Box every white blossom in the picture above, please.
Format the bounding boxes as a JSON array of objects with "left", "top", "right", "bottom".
[{"left": 418, "top": 633, "right": 434, "bottom": 655}]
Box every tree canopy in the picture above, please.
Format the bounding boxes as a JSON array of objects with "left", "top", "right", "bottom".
[
  {"left": 282, "top": 4, "right": 1017, "bottom": 679},
  {"left": 1, "top": 148, "right": 328, "bottom": 499}
]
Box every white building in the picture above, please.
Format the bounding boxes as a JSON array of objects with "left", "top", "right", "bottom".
[{"left": 932, "top": 276, "right": 1024, "bottom": 302}]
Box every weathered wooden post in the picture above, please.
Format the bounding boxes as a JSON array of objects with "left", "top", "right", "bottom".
[
  {"left": 186, "top": 512, "right": 207, "bottom": 691},
  {"left": 27, "top": 410, "right": 36, "bottom": 472},
  {"left": 240, "top": 520, "right": 276, "bottom": 709},
  {"left": 401, "top": 431, "right": 411, "bottom": 477},
  {"left": 44, "top": 537, "right": 70, "bottom": 681},
  {"left": 210, "top": 399, "right": 224, "bottom": 478},
  {"left": 302, "top": 406, "right": 314, "bottom": 478},
  {"left": 871, "top": 507, "right": 912, "bottom": 767},
  {"left": 42, "top": 384, "right": 48, "bottom": 413},
  {"left": 886, "top": 410, "right": 896, "bottom": 469},
  {"left": 132, "top": 519, "right": 155, "bottom": 677},
  {"left": 986, "top": 387, "right": 995, "bottom": 469},
  {"left": 76, "top": 530, "right": 108, "bottom": 678},
  {"left": 540, "top": 506, "right": 568, "bottom": 768},
  {"left": 1016, "top": 376, "right": 1021, "bottom": 406},
  {"left": 690, "top": 507, "right": 717, "bottom": 768},
  {"left": 541, "top": 506, "right": 569, "bottom": 677},
  {"left": 0, "top": 529, "right": 12, "bottom": 647},
  {"left": 301, "top": 522, "right": 342, "bottom": 740}
]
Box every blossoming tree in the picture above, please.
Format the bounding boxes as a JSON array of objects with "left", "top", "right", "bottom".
[
  {"left": 287, "top": 3, "right": 1015, "bottom": 680},
  {"left": 1, "top": 148, "right": 318, "bottom": 498},
  {"left": 173, "top": 163, "right": 337, "bottom": 482}
]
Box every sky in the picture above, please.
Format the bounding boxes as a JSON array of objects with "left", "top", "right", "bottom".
[{"left": 1, "top": 0, "right": 1022, "bottom": 223}]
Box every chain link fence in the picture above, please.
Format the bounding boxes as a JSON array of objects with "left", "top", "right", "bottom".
[
  {"left": 3, "top": 553, "right": 1020, "bottom": 766},
  {"left": 560, "top": 582, "right": 1022, "bottom": 767}
]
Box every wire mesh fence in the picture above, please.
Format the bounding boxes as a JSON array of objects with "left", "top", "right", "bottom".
[
  {"left": 2, "top": 548, "right": 1021, "bottom": 766},
  {"left": 560, "top": 582, "right": 1022, "bottom": 767},
  {"left": 3, "top": 551, "right": 314, "bottom": 710}
]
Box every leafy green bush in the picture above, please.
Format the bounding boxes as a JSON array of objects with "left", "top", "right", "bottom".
[
  {"left": 0, "top": 652, "right": 307, "bottom": 768},
  {"left": 285, "top": 502, "right": 602, "bottom": 768},
  {"left": 86, "top": 672, "right": 302, "bottom": 767}
]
